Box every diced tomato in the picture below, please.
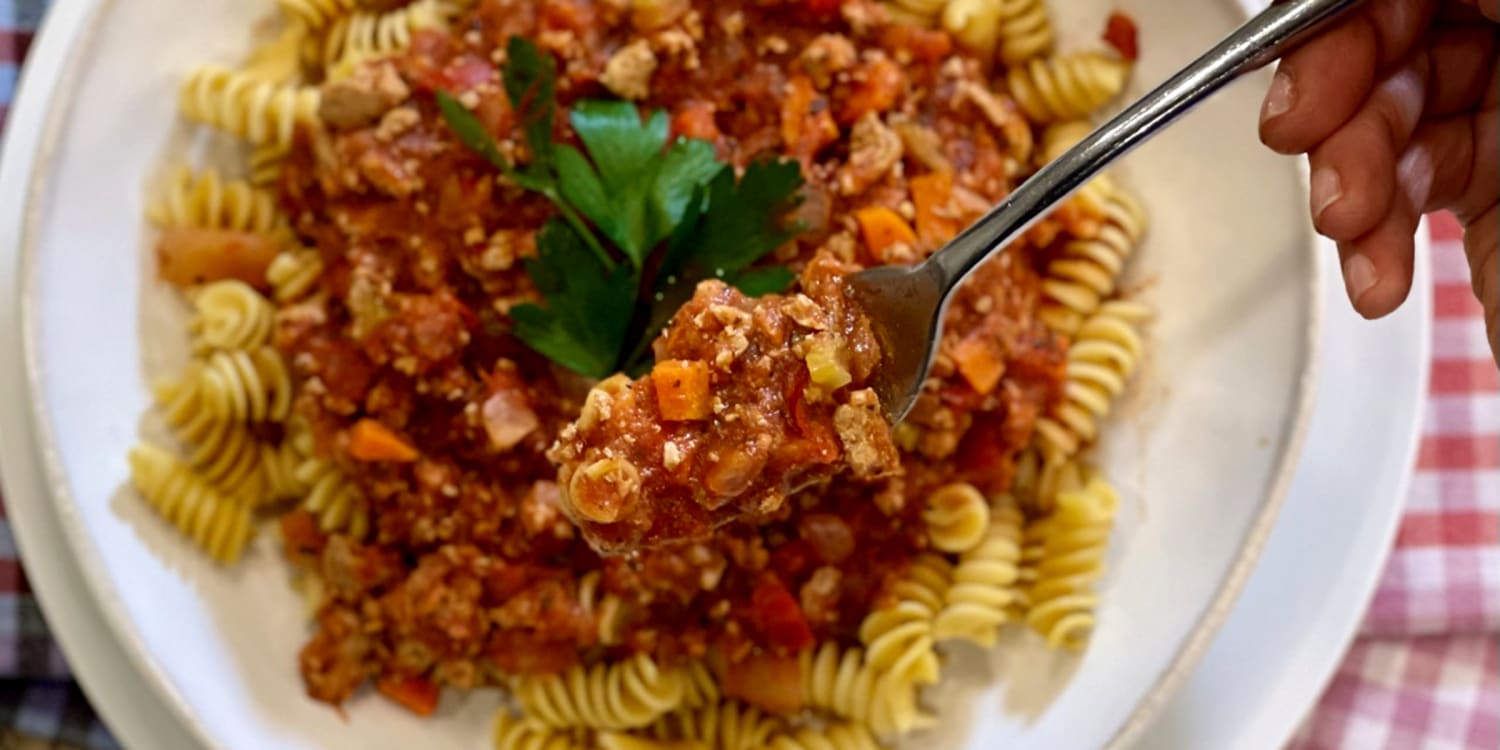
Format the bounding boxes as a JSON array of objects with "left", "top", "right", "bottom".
[
  {"left": 1102, "top": 12, "right": 1139, "bottom": 62},
  {"left": 750, "top": 576, "right": 815, "bottom": 652},
  {"left": 671, "top": 100, "right": 720, "bottom": 143},
  {"left": 376, "top": 675, "right": 440, "bottom": 716}
]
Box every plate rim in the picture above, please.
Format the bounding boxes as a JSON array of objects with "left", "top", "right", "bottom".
[{"left": 3, "top": 1, "right": 1324, "bottom": 748}]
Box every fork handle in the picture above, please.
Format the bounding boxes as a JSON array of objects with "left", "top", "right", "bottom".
[{"left": 925, "top": 0, "right": 1363, "bottom": 291}]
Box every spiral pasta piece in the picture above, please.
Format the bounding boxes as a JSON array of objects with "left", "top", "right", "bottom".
[
  {"left": 932, "top": 495, "right": 1025, "bottom": 646},
  {"left": 921, "top": 482, "right": 990, "bottom": 553},
  {"left": 182, "top": 420, "right": 271, "bottom": 504},
  {"left": 128, "top": 443, "right": 255, "bottom": 564},
  {"left": 295, "top": 456, "right": 370, "bottom": 538},
  {"left": 635, "top": 700, "right": 785, "bottom": 750},
  {"left": 514, "top": 653, "right": 690, "bottom": 732},
  {"left": 1006, "top": 52, "right": 1131, "bottom": 124},
  {"left": 323, "top": 0, "right": 450, "bottom": 69},
  {"left": 883, "top": 0, "right": 947, "bottom": 26},
  {"left": 1024, "top": 467, "right": 1118, "bottom": 649},
  {"left": 768, "top": 722, "right": 884, "bottom": 750},
  {"left": 266, "top": 247, "right": 326, "bottom": 303},
  {"left": 942, "top": 0, "right": 1004, "bottom": 58},
  {"left": 577, "top": 571, "right": 628, "bottom": 646},
  {"left": 147, "top": 167, "right": 286, "bottom": 235},
  {"left": 199, "top": 346, "right": 295, "bottom": 424},
  {"left": 250, "top": 144, "right": 290, "bottom": 189},
  {"left": 153, "top": 368, "right": 218, "bottom": 446},
  {"left": 1032, "top": 300, "right": 1152, "bottom": 460},
  {"left": 190, "top": 280, "right": 276, "bottom": 353},
  {"left": 278, "top": 0, "right": 360, "bottom": 29},
  {"left": 1037, "top": 182, "right": 1148, "bottom": 335},
  {"left": 493, "top": 712, "right": 590, "bottom": 750},
  {"left": 800, "top": 643, "right": 931, "bottom": 738},
  {"left": 243, "top": 19, "right": 309, "bottom": 83},
  {"left": 857, "top": 552, "right": 949, "bottom": 684},
  {"left": 179, "top": 65, "right": 321, "bottom": 149},
  {"left": 993, "top": 0, "right": 1054, "bottom": 65}
]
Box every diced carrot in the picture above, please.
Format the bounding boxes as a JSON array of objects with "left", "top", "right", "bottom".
[
  {"left": 877, "top": 23, "right": 954, "bottom": 63},
  {"left": 156, "top": 227, "right": 280, "bottom": 288},
  {"left": 909, "top": 171, "right": 960, "bottom": 247},
  {"left": 838, "top": 56, "right": 902, "bottom": 125},
  {"left": 652, "top": 359, "right": 713, "bottom": 421},
  {"left": 376, "top": 675, "right": 440, "bottom": 716},
  {"left": 781, "top": 74, "right": 839, "bottom": 168},
  {"left": 671, "top": 99, "right": 720, "bottom": 142},
  {"left": 953, "top": 333, "right": 1006, "bottom": 395},
  {"left": 348, "top": 418, "right": 419, "bottom": 462},
  {"left": 854, "top": 206, "right": 918, "bottom": 262}
]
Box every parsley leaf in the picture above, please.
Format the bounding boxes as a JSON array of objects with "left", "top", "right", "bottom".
[
  {"left": 502, "top": 35, "right": 557, "bottom": 169},
  {"left": 555, "top": 101, "right": 719, "bottom": 267},
  {"left": 660, "top": 159, "right": 805, "bottom": 285},
  {"left": 439, "top": 37, "right": 806, "bottom": 379},
  {"left": 510, "top": 219, "right": 637, "bottom": 379}
]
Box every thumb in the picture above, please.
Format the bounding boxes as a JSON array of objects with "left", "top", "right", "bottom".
[{"left": 1461, "top": 204, "right": 1500, "bottom": 365}]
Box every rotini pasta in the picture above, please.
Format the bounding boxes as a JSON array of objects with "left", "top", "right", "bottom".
[
  {"left": 576, "top": 571, "right": 628, "bottom": 646},
  {"left": 179, "top": 65, "right": 321, "bottom": 149},
  {"left": 294, "top": 456, "right": 370, "bottom": 538},
  {"left": 768, "top": 722, "right": 884, "bottom": 750},
  {"left": 514, "top": 654, "right": 690, "bottom": 732},
  {"left": 190, "top": 280, "right": 276, "bottom": 353},
  {"left": 266, "top": 247, "right": 326, "bottom": 303},
  {"left": 996, "top": 0, "right": 1054, "bottom": 65},
  {"left": 932, "top": 494, "right": 1025, "bottom": 647},
  {"left": 493, "top": 712, "right": 591, "bottom": 750},
  {"left": 921, "top": 482, "right": 990, "bottom": 553},
  {"left": 638, "top": 700, "right": 785, "bottom": 750},
  {"left": 128, "top": 443, "right": 256, "bottom": 564},
  {"left": 1032, "top": 299, "right": 1152, "bottom": 460},
  {"left": 942, "top": 0, "right": 1004, "bottom": 58},
  {"left": 277, "top": 0, "right": 360, "bottom": 29},
  {"left": 242, "top": 19, "right": 309, "bottom": 84},
  {"left": 883, "top": 0, "right": 947, "bottom": 26},
  {"left": 800, "top": 643, "right": 931, "bottom": 738},
  {"left": 147, "top": 167, "right": 286, "bottom": 235},
  {"left": 1023, "top": 467, "right": 1118, "bottom": 649},
  {"left": 153, "top": 368, "right": 218, "bottom": 446},
  {"left": 1037, "top": 183, "right": 1147, "bottom": 335},
  {"left": 250, "top": 144, "right": 290, "bottom": 189},
  {"left": 1006, "top": 52, "right": 1131, "bottom": 124},
  {"left": 199, "top": 346, "right": 295, "bottom": 424},
  {"left": 182, "top": 419, "right": 271, "bottom": 505},
  {"left": 322, "top": 0, "right": 449, "bottom": 70},
  {"left": 857, "top": 552, "right": 949, "bottom": 685}
]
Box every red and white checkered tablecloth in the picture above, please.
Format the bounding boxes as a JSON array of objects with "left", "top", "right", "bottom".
[{"left": 0, "top": 3, "right": 1495, "bottom": 748}]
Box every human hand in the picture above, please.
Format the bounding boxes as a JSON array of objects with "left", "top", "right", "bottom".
[{"left": 1259, "top": 0, "right": 1498, "bottom": 362}]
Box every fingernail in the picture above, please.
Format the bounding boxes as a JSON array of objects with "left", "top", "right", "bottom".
[
  {"left": 1311, "top": 168, "right": 1342, "bottom": 221},
  {"left": 1262, "top": 72, "right": 1294, "bottom": 123},
  {"left": 1342, "top": 254, "right": 1378, "bottom": 306}
]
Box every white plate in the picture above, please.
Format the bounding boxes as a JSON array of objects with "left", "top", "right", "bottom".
[{"left": 3, "top": 0, "right": 1331, "bottom": 748}]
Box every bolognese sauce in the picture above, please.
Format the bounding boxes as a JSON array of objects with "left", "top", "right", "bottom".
[{"left": 274, "top": 0, "right": 1070, "bottom": 710}]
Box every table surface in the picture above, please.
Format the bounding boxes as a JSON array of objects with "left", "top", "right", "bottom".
[{"left": 1, "top": 2, "right": 1496, "bottom": 749}]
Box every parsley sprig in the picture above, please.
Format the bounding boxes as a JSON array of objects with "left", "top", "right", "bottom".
[{"left": 438, "top": 37, "right": 805, "bottom": 378}]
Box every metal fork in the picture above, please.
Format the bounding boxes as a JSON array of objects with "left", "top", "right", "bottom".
[{"left": 849, "top": 0, "right": 1361, "bottom": 423}]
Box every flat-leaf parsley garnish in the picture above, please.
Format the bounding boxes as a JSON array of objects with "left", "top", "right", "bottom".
[{"left": 438, "top": 37, "right": 805, "bottom": 379}]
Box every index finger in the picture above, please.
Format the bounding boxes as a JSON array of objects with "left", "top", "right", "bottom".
[{"left": 1258, "top": 0, "right": 1441, "bottom": 155}]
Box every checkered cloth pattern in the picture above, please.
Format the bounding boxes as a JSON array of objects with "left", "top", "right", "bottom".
[{"left": 0, "top": 2, "right": 1495, "bottom": 748}]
